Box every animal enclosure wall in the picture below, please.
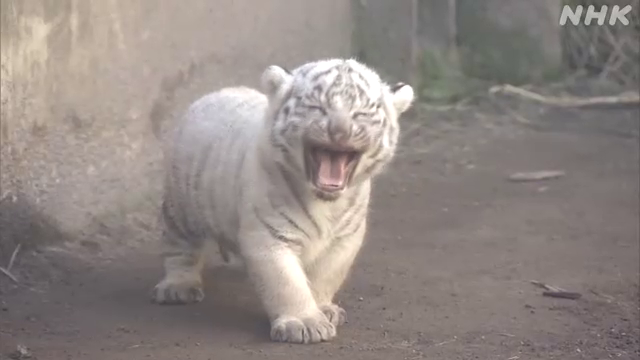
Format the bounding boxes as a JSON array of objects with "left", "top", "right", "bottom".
[
  {"left": 354, "top": 0, "right": 564, "bottom": 98},
  {"left": 0, "top": 0, "right": 352, "bottom": 247}
]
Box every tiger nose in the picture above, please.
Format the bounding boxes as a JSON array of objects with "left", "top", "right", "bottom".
[{"left": 328, "top": 116, "right": 352, "bottom": 144}]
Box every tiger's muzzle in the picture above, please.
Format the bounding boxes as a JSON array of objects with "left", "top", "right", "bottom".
[{"left": 302, "top": 118, "right": 368, "bottom": 200}]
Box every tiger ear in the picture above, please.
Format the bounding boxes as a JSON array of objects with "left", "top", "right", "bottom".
[
  {"left": 390, "top": 82, "right": 414, "bottom": 114},
  {"left": 261, "top": 65, "right": 293, "bottom": 97}
]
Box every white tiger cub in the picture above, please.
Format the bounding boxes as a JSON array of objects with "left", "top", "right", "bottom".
[{"left": 151, "top": 58, "right": 414, "bottom": 344}]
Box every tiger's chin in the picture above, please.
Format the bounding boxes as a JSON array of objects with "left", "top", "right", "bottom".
[
  {"left": 304, "top": 144, "right": 362, "bottom": 202},
  {"left": 311, "top": 188, "right": 343, "bottom": 202}
]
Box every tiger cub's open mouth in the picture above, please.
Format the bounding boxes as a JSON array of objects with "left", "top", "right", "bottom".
[{"left": 304, "top": 145, "right": 362, "bottom": 194}]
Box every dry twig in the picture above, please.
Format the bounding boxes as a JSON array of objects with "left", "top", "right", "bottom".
[
  {"left": 8, "top": 243, "right": 21, "bottom": 271},
  {"left": 589, "top": 289, "right": 616, "bottom": 302},
  {"left": 0, "top": 266, "right": 19, "bottom": 284},
  {"left": 0, "top": 243, "right": 22, "bottom": 284},
  {"left": 543, "top": 291, "right": 582, "bottom": 300},
  {"left": 508, "top": 171, "right": 566, "bottom": 182},
  {"left": 434, "top": 338, "right": 457, "bottom": 347},
  {"left": 490, "top": 84, "right": 640, "bottom": 108},
  {"left": 530, "top": 280, "right": 582, "bottom": 300}
]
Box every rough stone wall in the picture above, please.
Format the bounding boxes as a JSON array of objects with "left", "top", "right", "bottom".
[
  {"left": 417, "top": 0, "right": 457, "bottom": 64},
  {"left": 354, "top": 0, "right": 563, "bottom": 96},
  {"left": 456, "top": 0, "right": 563, "bottom": 83},
  {"left": 0, "top": 0, "right": 352, "bottom": 240},
  {"left": 352, "top": 0, "right": 418, "bottom": 85}
]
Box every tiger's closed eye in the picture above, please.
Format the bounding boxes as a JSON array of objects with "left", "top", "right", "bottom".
[
  {"left": 306, "top": 105, "right": 327, "bottom": 116},
  {"left": 353, "top": 112, "right": 382, "bottom": 125},
  {"left": 352, "top": 111, "right": 370, "bottom": 120}
]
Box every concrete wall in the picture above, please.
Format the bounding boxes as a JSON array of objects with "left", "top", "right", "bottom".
[
  {"left": 456, "top": 0, "right": 563, "bottom": 84},
  {"left": 352, "top": 0, "right": 418, "bottom": 85},
  {"left": 355, "top": 0, "right": 563, "bottom": 98},
  {"left": 0, "top": 0, "right": 352, "bottom": 240},
  {"left": 417, "top": 0, "right": 457, "bottom": 65}
]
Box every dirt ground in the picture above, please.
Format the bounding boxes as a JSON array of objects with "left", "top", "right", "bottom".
[{"left": 1, "top": 95, "right": 639, "bottom": 360}]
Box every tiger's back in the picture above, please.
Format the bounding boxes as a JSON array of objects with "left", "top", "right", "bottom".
[{"left": 163, "top": 86, "right": 267, "bottom": 251}]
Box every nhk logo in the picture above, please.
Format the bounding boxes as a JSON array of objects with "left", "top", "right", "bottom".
[{"left": 559, "top": 5, "right": 633, "bottom": 26}]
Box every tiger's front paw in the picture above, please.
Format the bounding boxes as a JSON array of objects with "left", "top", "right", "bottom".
[
  {"left": 150, "top": 275, "right": 204, "bottom": 305},
  {"left": 270, "top": 311, "right": 337, "bottom": 344},
  {"left": 319, "top": 304, "right": 347, "bottom": 326}
]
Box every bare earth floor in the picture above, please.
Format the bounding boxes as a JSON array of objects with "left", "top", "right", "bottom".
[{"left": 1, "top": 103, "right": 639, "bottom": 360}]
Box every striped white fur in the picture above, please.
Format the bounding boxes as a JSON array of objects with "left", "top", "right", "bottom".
[{"left": 151, "top": 59, "right": 414, "bottom": 344}]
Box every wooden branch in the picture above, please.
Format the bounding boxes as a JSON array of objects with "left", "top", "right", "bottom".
[
  {"left": 530, "top": 280, "right": 582, "bottom": 300},
  {"left": 490, "top": 84, "right": 640, "bottom": 107},
  {"left": 0, "top": 243, "right": 22, "bottom": 284},
  {"left": 0, "top": 266, "right": 19, "bottom": 283},
  {"left": 8, "top": 243, "right": 21, "bottom": 271}
]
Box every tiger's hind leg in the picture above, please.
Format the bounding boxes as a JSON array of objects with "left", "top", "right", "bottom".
[{"left": 151, "top": 202, "right": 207, "bottom": 305}]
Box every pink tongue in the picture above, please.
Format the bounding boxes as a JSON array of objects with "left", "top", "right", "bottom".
[{"left": 316, "top": 151, "right": 349, "bottom": 189}]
